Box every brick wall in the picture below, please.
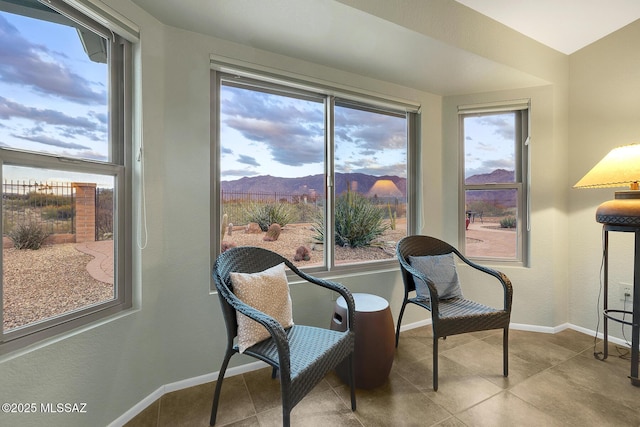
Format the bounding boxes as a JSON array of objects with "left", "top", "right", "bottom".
[{"left": 72, "top": 182, "right": 96, "bottom": 243}]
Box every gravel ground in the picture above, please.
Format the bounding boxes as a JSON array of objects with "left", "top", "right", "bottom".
[
  {"left": 3, "top": 220, "right": 406, "bottom": 331},
  {"left": 222, "top": 219, "right": 407, "bottom": 268},
  {"left": 3, "top": 244, "right": 113, "bottom": 330}
]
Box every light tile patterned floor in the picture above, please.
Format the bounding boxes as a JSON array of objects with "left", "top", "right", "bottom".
[{"left": 125, "top": 328, "right": 640, "bottom": 426}]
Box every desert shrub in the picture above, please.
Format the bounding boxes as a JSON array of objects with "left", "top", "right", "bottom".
[
  {"left": 41, "top": 205, "right": 75, "bottom": 220},
  {"left": 500, "top": 216, "right": 517, "bottom": 228},
  {"left": 8, "top": 222, "right": 50, "bottom": 250},
  {"left": 313, "top": 190, "right": 388, "bottom": 248},
  {"left": 244, "top": 202, "right": 296, "bottom": 231}
]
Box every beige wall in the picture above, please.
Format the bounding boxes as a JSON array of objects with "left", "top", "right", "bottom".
[
  {"left": 568, "top": 20, "right": 640, "bottom": 334},
  {"left": 0, "top": 0, "right": 635, "bottom": 426}
]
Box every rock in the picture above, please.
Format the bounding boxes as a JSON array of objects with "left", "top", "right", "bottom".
[
  {"left": 263, "top": 223, "right": 281, "bottom": 241},
  {"left": 293, "top": 246, "right": 310, "bottom": 261},
  {"left": 221, "top": 241, "right": 236, "bottom": 252},
  {"left": 245, "top": 222, "right": 262, "bottom": 234}
]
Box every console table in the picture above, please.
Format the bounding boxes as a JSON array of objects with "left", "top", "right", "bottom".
[{"left": 602, "top": 224, "right": 640, "bottom": 386}]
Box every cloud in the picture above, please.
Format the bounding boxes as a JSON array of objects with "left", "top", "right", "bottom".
[
  {"left": 221, "top": 169, "right": 260, "bottom": 178},
  {"left": 0, "top": 96, "right": 102, "bottom": 132},
  {"left": 11, "top": 133, "right": 91, "bottom": 150},
  {"left": 476, "top": 114, "right": 515, "bottom": 140},
  {"left": 220, "top": 85, "right": 406, "bottom": 176},
  {"left": 237, "top": 154, "right": 259, "bottom": 167},
  {"left": 0, "top": 14, "right": 106, "bottom": 105},
  {"left": 221, "top": 86, "right": 324, "bottom": 167},
  {"left": 334, "top": 106, "right": 405, "bottom": 152}
]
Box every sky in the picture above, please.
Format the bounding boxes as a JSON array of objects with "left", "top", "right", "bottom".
[
  {"left": 0, "top": 8, "right": 112, "bottom": 187},
  {"left": 220, "top": 84, "right": 408, "bottom": 181},
  {"left": 463, "top": 112, "right": 516, "bottom": 178}
]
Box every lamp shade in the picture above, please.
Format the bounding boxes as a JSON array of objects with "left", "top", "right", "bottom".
[{"left": 574, "top": 143, "right": 640, "bottom": 189}]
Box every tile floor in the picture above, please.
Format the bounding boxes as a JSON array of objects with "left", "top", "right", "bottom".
[{"left": 124, "top": 327, "right": 640, "bottom": 426}]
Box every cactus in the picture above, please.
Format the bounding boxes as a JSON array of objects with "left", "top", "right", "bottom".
[
  {"left": 387, "top": 203, "right": 396, "bottom": 230},
  {"left": 221, "top": 213, "right": 228, "bottom": 239}
]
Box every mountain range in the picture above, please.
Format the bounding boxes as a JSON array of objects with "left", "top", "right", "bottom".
[
  {"left": 221, "top": 168, "right": 515, "bottom": 199},
  {"left": 221, "top": 173, "right": 407, "bottom": 198}
]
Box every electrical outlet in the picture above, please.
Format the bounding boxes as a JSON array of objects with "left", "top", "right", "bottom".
[{"left": 619, "top": 282, "right": 633, "bottom": 302}]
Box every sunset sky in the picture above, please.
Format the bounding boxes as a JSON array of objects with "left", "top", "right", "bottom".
[
  {"left": 220, "top": 84, "right": 408, "bottom": 181},
  {"left": 463, "top": 113, "right": 516, "bottom": 178},
  {"left": 0, "top": 8, "right": 111, "bottom": 186}
]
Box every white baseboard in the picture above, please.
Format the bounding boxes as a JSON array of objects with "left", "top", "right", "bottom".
[
  {"left": 108, "top": 360, "right": 268, "bottom": 427},
  {"left": 109, "top": 321, "right": 631, "bottom": 426}
]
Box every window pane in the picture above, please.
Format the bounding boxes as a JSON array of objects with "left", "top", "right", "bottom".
[
  {"left": 0, "top": 9, "right": 109, "bottom": 162},
  {"left": 334, "top": 105, "right": 407, "bottom": 265},
  {"left": 463, "top": 110, "right": 522, "bottom": 260},
  {"left": 3, "top": 165, "right": 115, "bottom": 331},
  {"left": 464, "top": 113, "right": 516, "bottom": 182},
  {"left": 219, "top": 83, "right": 326, "bottom": 267},
  {"left": 464, "top": 189, "right": 517, "bottom": 259}
]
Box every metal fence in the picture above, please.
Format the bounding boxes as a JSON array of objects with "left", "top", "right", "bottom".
[
  {"left": 95, "top": 187, "right": 113, "bottom": 240},
  {"left": 220, "top": 189, "right": 406, "bottom": 227},
  {"left": 221, "top": 189, "right": 323, "bottom": 226},
  {"left": 2, "top": 180, "right": 75, "bottom": 235}
]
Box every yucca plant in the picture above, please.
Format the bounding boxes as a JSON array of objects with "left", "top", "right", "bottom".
[
  {"left": 244, "top": 202, "right": 295, "bottom": 231},
  {"left": 313, "top": 189, "right": 387, "bottom": 248}
]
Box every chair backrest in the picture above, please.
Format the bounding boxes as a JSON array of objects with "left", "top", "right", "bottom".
[
  {"left": 396, "top": 235, "right": 457, "bottom": 293},
  {"left": 213, "top": 246, "right": 294, "bottom": 341}
]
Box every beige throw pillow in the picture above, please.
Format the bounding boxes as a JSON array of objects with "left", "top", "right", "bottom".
[{"left": 230, "top": 263, "right": 294, "bottom": 353}]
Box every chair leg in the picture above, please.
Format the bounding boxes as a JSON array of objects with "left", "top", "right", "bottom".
[
  {"left": 395, "top": 300, "right": 408, "bottom": 347},
  {"left": 271, "top": 366, "right": 278, "bottom": 379},
  {"left": 433, "top": 336, "right": 439, "bottom": 391},
  {"left": 503, "top": 327, "right": 509, "bottom": 377},
  {"left": 348, "top": 353, "right": 356, "bottom": 411},
  {"left": 210, "top": 349, "right": 234, "bottom": 426},
  {"left": 283, "top": 408, "right": 290, "bottom": 427}
]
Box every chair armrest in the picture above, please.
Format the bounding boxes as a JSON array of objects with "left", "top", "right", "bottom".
[
  {"left": 397, "top": 255, "right": 441, "bottom": 311},
  {"left": 291, "top": 267, "right": 356, "bottom": 330},
  {"left": 455, "top": 253, "right": 513, "bottom": 312}
]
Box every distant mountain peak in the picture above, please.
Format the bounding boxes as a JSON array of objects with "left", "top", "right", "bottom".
[{"left": 465, "top": 169, "right": 514, "bottom": 184}]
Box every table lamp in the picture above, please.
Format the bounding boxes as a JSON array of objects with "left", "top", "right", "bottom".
[{"left": 573, "top": 143, "right": 640, "bottom": 225}]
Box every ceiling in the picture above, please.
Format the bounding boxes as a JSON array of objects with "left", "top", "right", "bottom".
[
  {"left": 455, "top": 0, "right": 640, "bottom": 55},
  {"left": 128, "top": 0, "right": 640, "bottom": 96}
]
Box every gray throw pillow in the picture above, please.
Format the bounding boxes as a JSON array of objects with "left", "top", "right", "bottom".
[{"left": 408, "top": 253, "right": 464, "bottom": 300}]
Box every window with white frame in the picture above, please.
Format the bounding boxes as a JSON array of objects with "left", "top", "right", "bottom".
[
  {"left": 0, "top": 0, "right": 132, "bottom": 353},
  {"left": 459, "top": 101, "right": 529, "bottom": 263},
  {"left": 212, "top": 70, "right": 418, "bottom": 274}
]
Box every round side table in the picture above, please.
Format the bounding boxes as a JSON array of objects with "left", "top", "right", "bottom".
[{"left": 330, "top": 293, "right": 395, "bottom": 389}]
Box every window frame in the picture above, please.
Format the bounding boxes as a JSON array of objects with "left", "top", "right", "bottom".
[
  {"left": 0, "top": 0, "right": 133, "bottom": 354},
  {"left": 458, "top": 101, "right": 530, "bottom": 265},
  {"left": 211, "top": 68, "right": 419, "bottom": 279}
]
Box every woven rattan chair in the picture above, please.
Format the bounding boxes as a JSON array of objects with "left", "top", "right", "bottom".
[
  {"left": 210, "top": 246, "right": 356, "bottom": 426},
  {"left": 396, "top": 235, "right": 513, "bottom": 391}
]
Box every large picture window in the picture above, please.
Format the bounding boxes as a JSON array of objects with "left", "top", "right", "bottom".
[
  {"left": 0, "top": 0, "right": 132, "bottom": 352},
  {"left": 213, "top": 71, "right": 418, "bottom": 273},
  {"left": 459, "top": 102, "right": 529, "bottom": 263}
]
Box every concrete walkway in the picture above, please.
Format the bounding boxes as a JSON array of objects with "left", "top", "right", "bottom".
[
  {"left": 75, "top": 240, "right": 114, "bottom": 285},
  {"left": 465, "top": 221, "right": 517, "bottom": 258}
]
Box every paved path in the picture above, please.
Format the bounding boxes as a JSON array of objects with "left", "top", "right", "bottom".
[
  {"left": 465, "top": 221, "right": 517, "bottom": 258},
  {"left": 75, "top": 240, "right": 114, "bottom": 285}
]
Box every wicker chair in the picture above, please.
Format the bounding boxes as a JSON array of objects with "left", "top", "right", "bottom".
[
  {"left": 210, "top": 246, "right": 356, "bottom": 426},
  {"left": 395, "top": 235, "right": 513, "bottom": 391}
]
